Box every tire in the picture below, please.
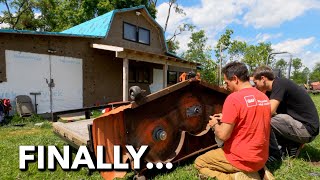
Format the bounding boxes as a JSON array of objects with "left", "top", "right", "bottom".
[{"left": 129, "top": 86, "right": 142, "bottom": 101}]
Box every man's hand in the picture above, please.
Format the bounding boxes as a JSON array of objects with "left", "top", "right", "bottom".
[
  {"left": 208, "top": 113, "right": 235, "bottom": 141},
  {"left": 208, "top": 113, "right": 222, "bottom": 128}
]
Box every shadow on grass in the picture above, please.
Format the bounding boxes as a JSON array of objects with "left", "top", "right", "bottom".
[
  {"left": 0, "top": 114, "right": 49, "bottom": 127},
  {"left": 266, "top": 160, "right": 282, "bottom": 173},
  {"left": 267, "top": 142, "right": 320, "bottom": 173},
  {"left": 299, "top": 144, "right": 320, "bottom": 163},
  {"left": 120, "top": 155, "right": 200, "bottom": 179}
]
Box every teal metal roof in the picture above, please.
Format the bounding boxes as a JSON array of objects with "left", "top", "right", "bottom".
[
  {"left": 0, "top": 5, "right": 191, "bottom": 63},
  {"left": 60, "top": 10, "right": 114, "bottom": 38},
  {"left": 61, "top": 5, "right": 148, "bottom": 38},
  {"left": 0, "top": 29, "right": 101, "bottom": 38},
  {"left": 0, "top": 5, "right": 147, "bottom": 38}
]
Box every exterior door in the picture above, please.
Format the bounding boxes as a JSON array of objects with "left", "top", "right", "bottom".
[{"left": 0, "top": 50, "right": 83, "bottom": 114}]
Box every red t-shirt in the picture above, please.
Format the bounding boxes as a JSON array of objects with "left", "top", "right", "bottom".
[{"left": 222, "top": 87, "right": 271, "bottom": 172}]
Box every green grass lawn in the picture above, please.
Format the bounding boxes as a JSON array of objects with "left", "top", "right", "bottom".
[{"left": 1, "top": 97, "right": 320, "bottom": 180}]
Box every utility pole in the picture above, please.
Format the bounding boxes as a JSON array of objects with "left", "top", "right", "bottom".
[
  {"left": 287, "top": 54, "right": 293, "bottom": 79},
  {"left": 218, "top": 44, "right": 226, "bottom": 86}
]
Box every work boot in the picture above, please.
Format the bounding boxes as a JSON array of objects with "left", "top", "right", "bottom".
[
  {"left": 287, "top": 143, "right": 305, "bottom": 158},
  {"left": 283, "top": 142, "right": 304, "bottom": 158},
  {"left": 267, "top": 148, "right": 283, "bottom": 164}
]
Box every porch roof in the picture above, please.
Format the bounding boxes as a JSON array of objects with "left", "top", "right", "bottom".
[{"left": 91, "top": 43, "right": 200, "bottom": 69}]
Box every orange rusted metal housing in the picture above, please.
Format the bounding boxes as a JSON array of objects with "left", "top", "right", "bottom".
[{"left": 92, "top": 79, "right": 229, "bottom": 179}]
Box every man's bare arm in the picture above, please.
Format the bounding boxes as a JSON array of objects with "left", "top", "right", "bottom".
[
  {"left": 209, "top": 114, "right": 235, "bottom": 141},
  {"left": 214, "top": 123, "right": 235, "bottom": 141},
  {"left": 270, "top": 99, "right": 280, "bottom": 115}
]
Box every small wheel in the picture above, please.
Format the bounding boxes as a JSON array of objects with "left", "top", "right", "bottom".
[
  {"left": 133, "top": 174, "right": 146, "bottom": 180},
  {"left": 129, "top": 86, "right": 142, "bottom": 101}
]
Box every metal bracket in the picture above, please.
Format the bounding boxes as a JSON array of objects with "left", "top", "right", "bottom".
[{"left": 186, "top": 105, "right": 202, "bottom": 118}]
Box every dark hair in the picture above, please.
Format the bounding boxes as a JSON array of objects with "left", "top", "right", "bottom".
[
  {"left": 252, "top": 66, "right": 275, "bottom": 80},
  {"left": 222, "top": 61, "right": 249, "bottom": 82}
]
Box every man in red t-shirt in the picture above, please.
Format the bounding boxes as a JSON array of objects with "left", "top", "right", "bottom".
[{"left": 195, "top": 62, "right": 272, "bottom": 179}]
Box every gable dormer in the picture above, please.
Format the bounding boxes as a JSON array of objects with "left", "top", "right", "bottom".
[{"left": 62, "top": 6, "right": 168, "bottom": 55}]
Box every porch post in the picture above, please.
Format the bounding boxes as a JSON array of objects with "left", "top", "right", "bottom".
[
  {"left": 163, "top": 63, "right": 168, "bottom": 88},
  {"left": 123, "top": 58, "right": 129, "bottom": 101}
]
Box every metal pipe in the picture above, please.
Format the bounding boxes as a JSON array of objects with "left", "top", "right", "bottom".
[
  {"left": 219, "top": 45, "right": 222, "bottom": 86},
  {"left": 266, "top": 51, "right": 288, "bottom": 65},
  {"left": 287, "top": 54, "right": 293, "bottom": 79},
  {"left": 48, "top": 49, "right": 56, "bottom": 121},
  {"left": 266, "top": 51, "right": 293, "bottom": 79}
]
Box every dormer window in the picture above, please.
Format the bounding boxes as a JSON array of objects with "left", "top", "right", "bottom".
[{"left": 123, "top": 22, "right": 150, "bottom": 45}]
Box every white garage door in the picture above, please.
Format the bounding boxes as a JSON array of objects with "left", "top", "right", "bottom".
[{"left": 0, "top": 50, "right": 83, "bottom": 114}]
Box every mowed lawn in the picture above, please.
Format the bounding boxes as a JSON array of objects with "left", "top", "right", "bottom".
[{"left": 1, "top": 96, "right": 320, "bottom": 180}]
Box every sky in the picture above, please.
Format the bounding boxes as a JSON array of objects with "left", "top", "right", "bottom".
[
  {"left": 155, "top": 0, "right": 320, "bottom": 69},
  {"left": 1, "top": 0, "right": 320, "bottom": 69}
]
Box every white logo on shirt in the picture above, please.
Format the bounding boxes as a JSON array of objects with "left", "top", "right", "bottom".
[{"left": 244, "top": 95, "right": 257, "bottom": 107}]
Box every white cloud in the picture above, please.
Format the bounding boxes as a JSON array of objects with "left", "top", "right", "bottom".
[
  {"left": 0, "top": 22, "right": 10, "bottom": 29},
  {"left": 272, "top": 37, "right": 314, "bottom": 54},
  {"left": 35, "top": 12, "right": 41, "bottom": 19},
  {"left": 300, "top": 51, "right": 320, "bottom": 70},
  {"left": 0, "top": 13, "right": 9, "bottom": 29},
  {"left": 175, "top": 31, "right": 192, "bottom": 54},
  {"left": 272, "top": 37, "right": 317, "bottom": 69},
  {"left": 184, "top": 0, "right": 244, "bottom": 33},
  {"left": 243, "top": 0, "right": 320, "bottom": 28},
  {"left": 156, "top": 0, "right": 320, "bottom": 64},
  {"left": 157, "top": 0, "right": 320, "bottom": 36},
  {"left": 156, "top": 3, "right": 190, "bottom": 37},
  {"left": 255, "top": 33, "right": 283, "bottom": 43},
  {"left": 156, "top": 0, "right": 250, "bottom": 53}
]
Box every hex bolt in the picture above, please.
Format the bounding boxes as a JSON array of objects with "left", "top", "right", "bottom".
[
  {"left": 153, "top": 127, "right": 167, "bottom": 141},
  {"left": 157, "top": 130, "right": 167, "bottom": 141}
]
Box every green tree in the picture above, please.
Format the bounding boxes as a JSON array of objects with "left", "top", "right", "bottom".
[
  {"left": 290, "top": 58, "right": 307, "bottom": 84},
  {"left": 292, "top": 58, "right": 303, "bottom": 72},
  {"left": 166, "top": 23, "right": 194, "bottom": 54},
  {"left": 0, "top": 0, "right": 157, "bottom": 31},
  {"left": 215, "top": 29, "right": 273, "bottom": 72},
  {"left": 301, "top": 67, "right": 310, "bottom": 84},
  {"left": 0, "top": 0, "right": 38, "bottom": 30},
  {"left": 274, "top": 58, "right": 287, "bottom": 77},
  {"left": 184, "top": 30, "right": 209, "bottom": 62},
  {"left": 310, "top": 62, "right": 320, "bottom": 82},
  {"left": 183, "top": 30, "right": 216, "bottom": 83},
  {"left": 214, "top": 29, "right": 233, "bottom": 60},
  {"left": 160, "top": 0, "right": 194, "bottom": 54},
  {"left": 242, "top": 42, "right": 272, "bottom": 72},
  {"left": 228, "top": 40, "right": 247, "bottom": 61}
]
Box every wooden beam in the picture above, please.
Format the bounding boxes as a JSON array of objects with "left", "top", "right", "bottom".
[
  {"left": 163, "top": 64, "right": 168, "bottom": 88},
  {"left": 117, "top": 51, "right": 196, "bottom": 69},
  {"left": 166, "top": 61, "right": 197, "bottom": 69},
  {"left": 91, "top": 43, "right": 124, "bottom": 52},
  {"left": 117, "top": 51, "right": 165, "bottom": 65},
  {"left": 123, "top": 58, "right": 129, "bottom": 101}
]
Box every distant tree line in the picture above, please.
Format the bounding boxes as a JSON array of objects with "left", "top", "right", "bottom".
[{"left": 1, "top": 0, "right": 319, "bottom": 84}]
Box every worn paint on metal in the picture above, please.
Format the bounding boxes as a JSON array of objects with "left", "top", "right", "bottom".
[{"left": 92, "top": 79, "right": 229, "bottom": 179}]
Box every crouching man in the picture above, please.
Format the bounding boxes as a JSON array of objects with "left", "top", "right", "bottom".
[
  {"left": 252, "top": 66, "right": 319, "bottom": 162},
  {"left": 195, "top": 62, "right": 272, "bottom": 179}
]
